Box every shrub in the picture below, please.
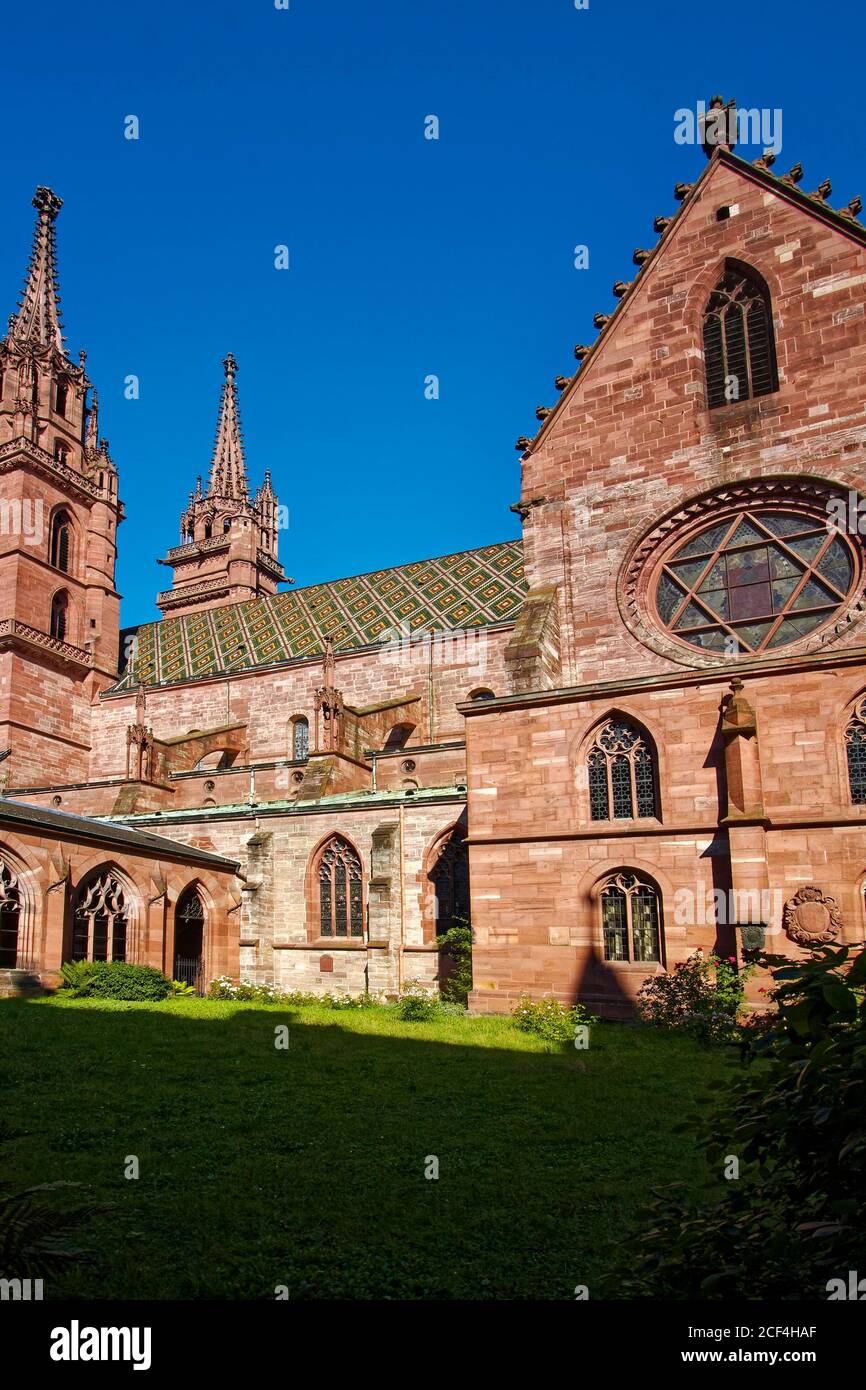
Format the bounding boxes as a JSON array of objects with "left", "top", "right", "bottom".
[
  {"left": 635, "top": 953, "right": 750, "bottom": 1044},
  {"left": 613, "top": 944, "right": 866, "bottom": 1299},
  {"left": 396, "top": 984, "right": 439, "bottom": 1022},
  {"left": 59, "top": 961, "right": 172, "bottom": 1001},
  {"left": 208, "top": 977, "right": 383, "bottom": 1009},
  {"left": 512, "top": 995, "right": 597, "bottom": 1044},
  {"left": 168, "top": 979, "right": 195, "bottom": 997},
  {"left": 436, "top": 921, "right": 473, "bottom": 1005}
]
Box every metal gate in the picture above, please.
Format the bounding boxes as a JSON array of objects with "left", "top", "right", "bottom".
[{"left": 173, "top": 956, "right": 205, "bottom": 996}]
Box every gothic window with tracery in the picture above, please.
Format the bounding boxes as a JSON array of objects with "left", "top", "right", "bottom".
[
  {"left": 845, "top": 696, "right": 866, "bottom": 805},
  {"left": 50, "top": 590, "right": 68, "bottom": 642},
  {"left": 317, "top": 837, "right": 363, "bottom": 939},
  {"left": 429, "top": 826, "right": 470, "bottom": 934},
  {"left": 600, "top": 872, "right": 662, "bottom": 963},
  {"left": 703, "top": 263, "right": 777, "bottom": 409},
  {"left": 0, "top": 859, "right": 21, "bottom": 969},
  {"left": 292, "top": 717, "right": 309, "bottom": 762},
  {"left": 655, "top": 509, "right": 855, "bottom": 656},
  {"left": 587, "top": 719, "right": 657, "bottom": 821},
  {"left": 70, "top": 870, "right": 129, "bottom": 962},
  {"left": 50, "top": 510, "right": 72, "bottom": 572}
]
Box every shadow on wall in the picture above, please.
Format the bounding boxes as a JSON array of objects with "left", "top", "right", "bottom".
[{"left": 568, "top": 946, "right": 642, "bottom": 1020}]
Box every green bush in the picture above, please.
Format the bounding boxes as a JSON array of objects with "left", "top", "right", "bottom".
[
  {"left": 512, "top": 995, "right": 597, "bottom": 1044},
  {"left": 436, "top": 921, "right": 473, "bottom": 1004},
  {"left": 635, "top": 953, "right": 751, "bottom": 1044},
  {"left": 59, "top": 961, "right": 172, "bottom": 1001},
  {"left": 613, "top": 944, "right": 866, "bottom": 1299},
  {"left": 396, "top": 987, "right": 439, "bottom": 1022}
]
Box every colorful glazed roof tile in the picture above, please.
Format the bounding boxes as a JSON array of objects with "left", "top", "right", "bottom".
[{"left": 112, "top": 540, "right": 525, "bottom": 689}]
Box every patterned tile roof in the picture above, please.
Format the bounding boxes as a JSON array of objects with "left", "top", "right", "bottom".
[{"left": 112, "top": 539, "right": 525, "bottom": 690}]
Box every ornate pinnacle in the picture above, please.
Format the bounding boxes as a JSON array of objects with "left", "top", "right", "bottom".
[
  {"left": 810, "top": 179, "right": 832, "bottom": 202},
  {"left": 9, "top": 186, "right": 66, "bottom": 351}
]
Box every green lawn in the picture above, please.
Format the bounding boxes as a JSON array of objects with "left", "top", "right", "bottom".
[{"left": 0, "top": 997, "right": 733, "bottom": 1300}]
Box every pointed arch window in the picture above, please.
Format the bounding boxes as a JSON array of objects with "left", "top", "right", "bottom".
[
  {"left": 0, "top": 859, "right": 21, "bottom": 969},
  {"left": 70, "top": 870, "right": 129, "bottom": 962},
  {"left": 429, "top": 825, "right": 470, "bottom": 935},
  {"left": 845, "top": 697, "right": 866, "bottom": 805},
  {"left": 600, "top": 872, "right": 662, "bottom": 963},
  {"left": 317, "top": 836, "right": 363, "bottom": 939},
  {"left": 50, "top": 510, "right": 72, "bottom": 572},
  {"left": 174, "top": 884, "right": 205, "bottom": 990},
  {"left": 703, "top": 263, "right": 778, "bottom": 409},
  {"left": 587, "top": 719, "right": 657, "bottom": 821},
  {"left": 292, "top": 717, "right": 309, "bottom": 762},
  {"left": 49, "top": 590, "right": 69, "bottom": 642},
  {"left": 54, "top": 379, "right": 69, "bottom": 418}
]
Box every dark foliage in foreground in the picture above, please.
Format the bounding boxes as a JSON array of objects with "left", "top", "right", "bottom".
[{"left": 612, "top": 944, "right": 866, "bottom": 1300}]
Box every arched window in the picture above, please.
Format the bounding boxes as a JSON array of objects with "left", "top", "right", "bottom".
[
  {"left": 470, "top": 688, "right": 495, "bottom": 701},
  {"left": 703, "top": 263, "right": 778, "bottom": 409},
  {"left": 292, "top": 717, "right": 310, "bottom": 762},
  {"left": 49, "top": 591, "right": 69, "bottom": 642},
  {"left": 587, "top": 718, "right": 657, "bottom": 821},
  {"left": 316, "top": 836, "right": 363, "bottom": 939},
  {"left": 223, "top": 518, "right": 231, "bottom": 533},
  {"left": 54, "top": 379, "right": 69, "bottom": 417},
  {"left": 429, "top": 824, "right": 470, "bottom": 934},
  {"left": 204, "top": 522, "right": 212, "bottom": 540},
  {"left": 174, "top": 884, "right": 205, "bottom": 990},
  {"left": 70, "top": 870, "right": 129, "bottom": 962},
  {"left": 845, "top": 696, "right": 866, "bottom": 804},
  {"left": 49, "top": 510, "right": 72, "bottom": 572},
  {"left": 600, "top": 872, "right": 662, "bottom": 963},
  {"left": 0, "top": 859, "right": 21, "bottom": 969}
]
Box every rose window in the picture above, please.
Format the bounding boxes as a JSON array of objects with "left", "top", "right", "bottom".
[{"left": 655, "top": 510, "right": 854, "bottom": 655}]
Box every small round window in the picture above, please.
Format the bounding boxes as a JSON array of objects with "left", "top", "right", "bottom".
[{"left": 655, "top": 510, "right": 855, "bottom": 655}]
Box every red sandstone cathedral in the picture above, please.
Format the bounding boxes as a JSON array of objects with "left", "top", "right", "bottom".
[{"left": 1, "top": 103, "right": 865, "bottom": 1013}]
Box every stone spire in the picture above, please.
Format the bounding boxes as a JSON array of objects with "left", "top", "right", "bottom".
[
  {"left": 156, "top": 356, "right": 286, "bottom": 617},
  {"left": 207, "top": 353, "right": 249, "bottom": 502},
  {"left": 9, "top": 188, "right": 65, "bottom": 353}
]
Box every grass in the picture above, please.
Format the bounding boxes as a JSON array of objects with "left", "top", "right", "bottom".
[{"left": 0, "top": 996, "right": 734, "bottom": 1300}]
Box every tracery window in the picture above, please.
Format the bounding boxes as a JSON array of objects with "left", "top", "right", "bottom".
[
  {"left": 49, "top": 591, "right": 68, "bottom": 642},
  {"left": 845, "top": 696, "right": 866, "bottom": 805},
  {"left": 655, "top": 510, "right": 855, "bottom": 655},
  {"left": 317, "top": 836, "right": 363, "bottom": 939},
  {"left": 429, "top": 825, "right": 470, "bottom": 934},
  {"left": 703, "top": 263, "right": 777, "bottom": 409},
  {"left": 292, "top": 717, "right": 310, "bottom": 762},
  {"left": 50, "top": 510, "right": 72, "bottom": 572},
  {"left": 600, "top": 873, "right": 662, "bottom": 963},
  {"left": 70, "top": 870, "right": 129, "bottom": 962},
  {"left": 587, "top": 719, "right": 657, "bottom": 821},
  {"left": 0, "top": 860, "right": 21, "bottom": 969}
]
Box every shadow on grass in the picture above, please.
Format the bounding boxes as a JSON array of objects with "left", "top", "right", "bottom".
[{"left": 0, "top": 998, "right": 733, "bottom": 1301}]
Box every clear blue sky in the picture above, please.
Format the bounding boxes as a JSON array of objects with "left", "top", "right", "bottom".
[{"left": 2, "top": 0, "right": 864, "bottom": 623}]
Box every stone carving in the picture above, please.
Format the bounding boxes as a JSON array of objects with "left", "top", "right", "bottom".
[{"left": 783, "top": 885, "right": 843, "bottom": 948}]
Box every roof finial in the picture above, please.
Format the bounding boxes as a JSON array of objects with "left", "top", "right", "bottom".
[
  {"left": 207, "top": 353, "right": 249, "bottom": 502},
  {"left": 9, "top": 186, "right": 65, "bottom": 352}
]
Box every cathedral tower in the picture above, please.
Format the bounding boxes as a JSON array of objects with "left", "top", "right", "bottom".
[
  {"left": 0, "top": 187, "right": 122, "bottom": 787},
  {"left": 156, "top": 354, "right": 285, "bottom": 616}
]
